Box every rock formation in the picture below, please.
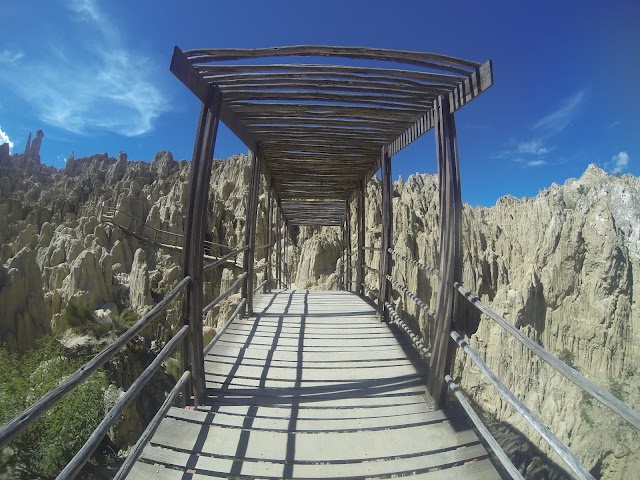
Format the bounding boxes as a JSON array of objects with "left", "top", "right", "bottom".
[{"left": 0, "top": 148, "right": 638, "bottom": 478}]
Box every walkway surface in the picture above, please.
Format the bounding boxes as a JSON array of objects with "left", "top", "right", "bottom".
[{"left": 128, "top": 290, "right": 502, "bottom": 479}]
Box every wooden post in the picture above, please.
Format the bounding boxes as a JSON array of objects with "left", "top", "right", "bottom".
[
  {"left": 428, "top": 94, "right": 463, "bottom": 409},
  {"left": 356, "top": 182, "right": 365, "bottom": 296},
  {"left": 378, "top": 146, "right": 393, "bottom": 321},
  {"left": 345, "top": 199, "right": 352, "bottom": 291},
  {"left": 181, "top": 85, "right": 221, "bottom": 406},
  {"left": 340, "top": 222, "right": 345, "bottom": 290},
  {"left": 266, "top": 186, "right": 273, "bottom": 293},
  {"left": 275, "top": 204, "right": 281, "bottom": 288},
  {"left": 242, "top": 146, "right": 263, "bottom": 316}
]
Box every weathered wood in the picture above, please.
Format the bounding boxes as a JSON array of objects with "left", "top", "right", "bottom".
[
  {"left": 195, "top": 63, "right": 464, "bottom": 86},
  {"left": 456, "top": 282, "right": 640, "bottom": 432},
  {"left": 180, "top": 84, "right": 221, "bottom": 405},
  {"left": 202, "top": 272, "right": 248, "bottom": 315},
  {"left": 345, "top": 199, "right": 352, "bottom": 291},
  {"left": 378, "top": 146, "right": 393, "bottom": 321},
  {"left": 387, "top": 275, "right": 436, "bottom": 319},
  {"left": 185, "top": 45, "right": 481, "bottom": 71},
  {"left": 243, "top": 147, "right": 263, "bottom": 316},
  {"left": 266, "top": 186, "right": 273, "bottom": 293},
  {"left": 203, "top": 298, "right": 247, "bottom": 355},
  {"left": 202, "top": 244, "right": 249, "bottom": 272},
  {"left": 56, "top": 325, "right": 189, "bottom": 480},
  {"left": 356, "top": 183, "right": 365, "bottom": 297},
  {"left": 427, "top": 95, "right": 462, "bottom": 409},
  {"left": 170, "top": 46, "right": 258, "bottom": 151},
  {"left": 450, "top": 330, "right": 595, "bottom": 480},
  {"left": 114, "top": 370, "right": 192, "bottom": 480},
  {"left": 445, "top": 375, "right": 525, "bottom": 480},
  {"left": 0, "top": 277, "right": 189, "bottom": 449},
  {"left": 387, "top": 60, "right": 494, "bottom": 157}
]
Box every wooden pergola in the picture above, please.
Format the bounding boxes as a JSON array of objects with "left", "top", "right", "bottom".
[{"left": 171, "top": 45, "right": 493, "bottom": 406}]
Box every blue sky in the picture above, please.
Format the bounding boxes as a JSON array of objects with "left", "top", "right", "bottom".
[{"left": 1, "top": 0, "right": 638, "bottom": 206}]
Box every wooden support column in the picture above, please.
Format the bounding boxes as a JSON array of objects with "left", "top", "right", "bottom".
[
  {"left": 428, "top": 94, "right": 463, "bottom": 409},
  {"left": 340, "top": 222, "right": 345, "bottom": 290},
  {"left": 378, "top": 147, "right": 393, "bottom": 321},
  {"left": 266, "top": 186, "right": 273, "bottom": 293},
  {"left": 356, "top": 182, "right": 365, "bottom": 296},
  {"left": 242, "top": 145, "right": 263, "bottom": 316},
  {"left": 345, "top": 199, "right": 352, "bottom": 291},
  {"left": 181, "top": 85, "right": 221, "bottom": 405},
  {"left": 275, "top": 204, "right": 281, "bottom": 288}
]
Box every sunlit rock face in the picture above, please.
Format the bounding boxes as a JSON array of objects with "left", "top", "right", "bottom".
[{"left": 0, "top": 149, "right": 638, "bottom": 477}]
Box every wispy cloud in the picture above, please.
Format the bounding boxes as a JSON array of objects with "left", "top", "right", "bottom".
[
  {"left": 0, "top": 49, "right": 24, "bottom": 65},
  {"left": 533, "top": 89, "right": 586, "bottom": 134},
  {"left": 498, "top": 89, "right": 586, "bottom": 168},
  {"left": 608, "top": 120, "right": 621, "bottom": 129},
  {"left": 0, "top": 126, "right": 14, "bottom": 151},
  {"left": 516, "top": 139, "right": 551, "bottom": 156},
  {"left": 605, "top": 151, "right": 630, "bottom": 174},
  {"left": 0, "top": 0, "right": 169, "bottom": 137}
]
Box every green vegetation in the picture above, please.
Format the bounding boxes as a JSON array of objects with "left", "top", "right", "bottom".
[
  {"left": 609, "top": 378, "right": 627, "bottom": 401},
  {"left": 0, "top": 337, "right": 108, "bottom": 478},
  {"left": 56, "top": 301, "right": 139, "bottom": 338},
  {"left": 558, "top": 348, "right": 577, "bottom": 369}
]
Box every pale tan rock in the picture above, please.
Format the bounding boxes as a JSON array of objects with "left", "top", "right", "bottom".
[
  {"left": 0, "top": 247, "right": 49, "bottom": 352},
  {"left": 129, "top": 248, "right": 153, "bottom": 312}
]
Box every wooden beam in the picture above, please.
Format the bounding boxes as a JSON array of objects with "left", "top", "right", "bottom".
[
  {"left": 378, "top": 146, "right": 393, "bottom": 322},
  {"left": 185, "top": 45, "right": 481, "bottom": 72},
  {"left": 356, "top": 182, "right": 365, "bottom": 296},
  {"left": 387, "top": 60, "right": 494, "bottom": 156},
  {"left": 194, "top": 63, "right": 465, "bottom": 86},
  {"left": 180, "top": 85, "right": 221, "bottom": 405},
  {"left": 170, "top": 46, "right": 259, "bottom": 151},
  {"left": 428, "top": 95, "right": 463, "bottom": 409}
]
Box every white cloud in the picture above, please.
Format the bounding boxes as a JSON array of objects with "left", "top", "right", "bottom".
[
  {"left": 525, "top": 159, "right": 547, "bottom": 167},
  {"left": 606, "top": 151, "right": 630, "bottom": 174},
  {"left": 0, "top": 126, "right": 14, "bottom": 151},
  {"left": 0, "top": 1, "right": 169, "bottom": 137},
  {"left": 517, "top": 139, "right": 550, "bottom": 156},
  {"left": 533, "top": 89, "right": 586, "bottom": 134},
  {"left": 608, "top": 120, "right": 621, "bottom": 129},
  {"left": 0, "top": 49, "right": 24, "bottom": 65}
]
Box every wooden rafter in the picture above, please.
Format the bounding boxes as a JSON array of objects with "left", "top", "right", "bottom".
[{"left": 171, "top": 45, "right": 493, "bottom": 227}]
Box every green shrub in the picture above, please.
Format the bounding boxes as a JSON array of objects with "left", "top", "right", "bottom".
[
  {"left": 112, "top": 308, "right": 140, "bottom": 333},
  {"left": 610, "top": 378, "right": 627, "bottom": 401},
  {"left": 558, "top": 348, "right": 577, "bottom": 369},
  {"left": 0, "top": 337, "right": 108, "bottom": 478}
]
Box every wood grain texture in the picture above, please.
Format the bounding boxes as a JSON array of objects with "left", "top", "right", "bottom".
[
  {"left": 129, "top": 290, "right": 501, "bottom": 479},
  {"left": 427, "top": 95, "right": 461, "bottom": 409}
]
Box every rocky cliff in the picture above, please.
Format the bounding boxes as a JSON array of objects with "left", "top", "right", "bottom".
[{"left": 1, "top": 148, "right": 638, "bottom": 478}]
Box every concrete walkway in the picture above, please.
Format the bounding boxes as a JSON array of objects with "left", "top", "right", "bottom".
[{"left": 128, "top": 290, "right": 501, "bottom": 479}]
